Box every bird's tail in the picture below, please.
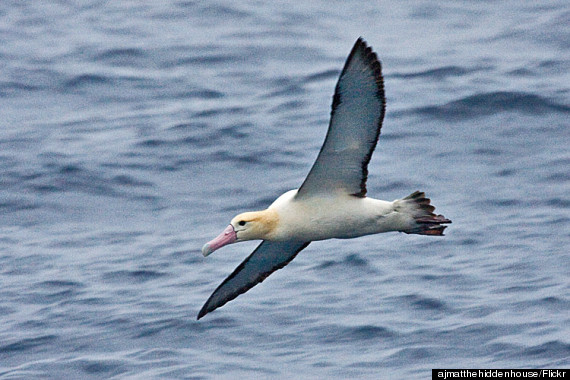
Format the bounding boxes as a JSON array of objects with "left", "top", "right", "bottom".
[{"left": 400, "top": 191, "right": 451, "bottom": 236}]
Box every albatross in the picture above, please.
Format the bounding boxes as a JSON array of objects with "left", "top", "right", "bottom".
[{"left": 198, "top": 37, "right": 451, "bottom": 320}]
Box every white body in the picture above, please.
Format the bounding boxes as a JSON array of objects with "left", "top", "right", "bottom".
[{"left": 268, "top": 190, "right": 415, "bottom": 242}]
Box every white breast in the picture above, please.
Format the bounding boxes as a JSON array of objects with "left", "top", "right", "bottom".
[{"left": 268, "top": 190, "right": 413, "bottom": 242}]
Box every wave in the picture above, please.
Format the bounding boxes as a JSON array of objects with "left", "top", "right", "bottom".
[
  {"left": 389, "top": 65, "right": 489, "bottom": 80},
  {"left": 0, "top": 335, "right": 58, "bottom": 354},
  {"left": 102, "top": 269, "right": 169, "bottom": 283},
  {"left": 409, "top": 91, "right": 570, "bottom": 120}
]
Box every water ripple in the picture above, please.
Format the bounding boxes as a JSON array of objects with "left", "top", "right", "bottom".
[
  {"left": 389, "top": 65, "right": 489, "bottom": 80},
  {"left": 410, "top": 91, "right": 570, "bottom": 120},
  {"left": 0, "top": 335, "right": 57, "bottom": 354},
  {"left": 320, "top": 324, "right": 396, "bottom": 344},
  {"left": 102, "top": 270, "right": 169, "bottom": 283}
]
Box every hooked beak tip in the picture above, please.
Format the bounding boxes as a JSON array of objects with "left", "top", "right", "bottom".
[
  {"left": 201, "top": 224, "right": 237, "bottom": 257},
  {"left": 202, "top": 244, "right": 212, "bottom": 257}
]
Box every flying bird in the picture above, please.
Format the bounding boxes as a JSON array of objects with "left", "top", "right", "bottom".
[{"left": 198, "top": 37, "right": 451, "bottom": 320}]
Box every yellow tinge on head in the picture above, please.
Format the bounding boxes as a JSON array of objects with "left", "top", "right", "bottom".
[{"left": 231, "top": 209, "right": 279, "bottom": 241}]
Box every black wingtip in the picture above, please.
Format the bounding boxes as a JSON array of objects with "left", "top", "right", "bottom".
[
  {"left": 197, "top": 300, "right": 213, "bottom": 320},
  {"left": 197, "top": 241, "right": 310, "bottom": 320}
]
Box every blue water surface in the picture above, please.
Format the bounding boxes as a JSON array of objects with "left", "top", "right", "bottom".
[{"left": 1, "top": 1, "right": 569, "bottom": 378}]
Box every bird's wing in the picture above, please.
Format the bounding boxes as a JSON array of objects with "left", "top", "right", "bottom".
[
  {"left": 198, "top": 240, "right": 310, "bottom": 319},
  {"left": 296, "top": 37, "right": 386, "bottom": 199}
]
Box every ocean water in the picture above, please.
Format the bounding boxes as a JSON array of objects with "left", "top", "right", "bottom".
[{"left": 1, "top": 1, "right": 569, "bottom": 378}]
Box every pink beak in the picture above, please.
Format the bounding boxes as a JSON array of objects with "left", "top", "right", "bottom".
[{"left": 202, "top": 225, "right": 237, "bottom": 257}]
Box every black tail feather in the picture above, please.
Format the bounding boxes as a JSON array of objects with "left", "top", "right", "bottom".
[{"left": 402, "top": 191, "right": 451, "bottom": 236}]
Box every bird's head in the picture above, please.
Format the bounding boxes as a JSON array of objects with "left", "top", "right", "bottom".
[{"left": 201, "top": 209, "right": 279, "bottom": 256}]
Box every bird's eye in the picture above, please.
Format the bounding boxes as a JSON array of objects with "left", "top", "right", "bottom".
[{"left": 238, "top": 221, "right": 246, "bottom": 226}]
